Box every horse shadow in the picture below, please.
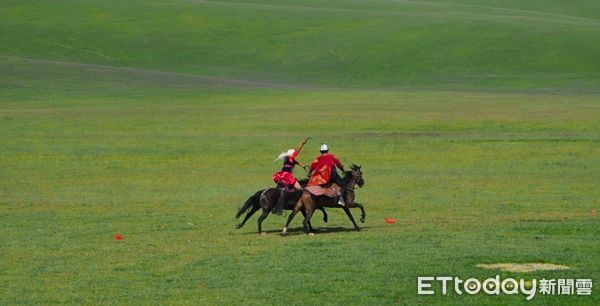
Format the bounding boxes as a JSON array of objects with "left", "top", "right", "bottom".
[{"left": 241, "top": 226, "right": 373, "bottom": 236}]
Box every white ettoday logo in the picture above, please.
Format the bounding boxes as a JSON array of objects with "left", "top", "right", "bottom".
[{"left": 418, "top": 276, "right": 537, "bottom": 300}]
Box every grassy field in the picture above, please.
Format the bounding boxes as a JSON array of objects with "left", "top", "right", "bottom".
[
  {"left": 2, "top": 0, "right": 600, "bottom": 91},
  {"left": 1, "top": 0, "right": 599, "bottom": 305}
]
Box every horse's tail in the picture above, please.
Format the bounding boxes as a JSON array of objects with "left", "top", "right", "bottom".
[{"left": 236, "top": 189, "right": 263, "bottom": 219}]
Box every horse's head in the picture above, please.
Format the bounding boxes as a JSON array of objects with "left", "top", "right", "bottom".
[{"left": 349, "top": 164, "right": 364, "bottom": 188}]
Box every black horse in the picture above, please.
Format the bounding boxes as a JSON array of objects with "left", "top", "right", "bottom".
[{"left": 235, "top": 179, "right": 329, "bottom": 234}]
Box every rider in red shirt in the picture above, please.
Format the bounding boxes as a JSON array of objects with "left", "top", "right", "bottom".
[{"left": 308, "top": 144, "right": 347, "bottom": 205}]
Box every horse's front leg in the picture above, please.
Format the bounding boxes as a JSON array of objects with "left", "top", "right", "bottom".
[
  {"left": 352, "top": 202, "right": 366, "bottom": 223},
  {"left": 342, "top": 207, "right": 360, "bottom": 231},
  {"left": 318, "top": 207, "right": 328, "bottom": 223}
]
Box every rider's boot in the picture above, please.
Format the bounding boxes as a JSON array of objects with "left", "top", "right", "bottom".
[{"left": 337, "top": 187, "right": 346, "bottom": 206}]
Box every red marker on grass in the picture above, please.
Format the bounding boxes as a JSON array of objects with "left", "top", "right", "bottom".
[{"left": 114, "top": 233, "right": 123, "bottom": 240}]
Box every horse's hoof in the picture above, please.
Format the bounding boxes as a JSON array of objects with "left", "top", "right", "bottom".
[
  {"left": 260, "top": 232, "right": 267, "bottom": 236},
  {"left": 235, "top": 224, "right": 242, "bottom": 229},
  {"left": 308, "top": 232, "right": 315, "bottom": 236},
  {"left": 360, "top": 218, "right": 365, "bottom": 223}
]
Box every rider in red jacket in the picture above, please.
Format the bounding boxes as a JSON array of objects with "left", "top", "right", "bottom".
[{"left": 308, "top": 144, "right": 347, "bottom": 205}]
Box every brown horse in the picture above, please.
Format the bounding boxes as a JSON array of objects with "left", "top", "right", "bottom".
[
  {"left": 235, "top": 179, "right": 329, "bottom": 234},
  {"left": 283, "top": 165, "right": 365, "bottom": 235}
]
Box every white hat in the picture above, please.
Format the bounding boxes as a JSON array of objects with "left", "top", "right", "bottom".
[
  {"left": 275, "top": 149, "right": 295, "bottom": 161},
  {"left": 320, "top": 144, "right": 329, "bottom": 152}
]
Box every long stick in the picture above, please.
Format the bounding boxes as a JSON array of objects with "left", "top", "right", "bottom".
[{"left": 296, "top": 137, "right": 310, "bottom": 154}]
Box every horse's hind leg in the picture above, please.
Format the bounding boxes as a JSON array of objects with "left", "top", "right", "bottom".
[
  {"left": 283, "top": 204, "right": 302, "bottom": 235},
  {"left": 301, "top": 210, "right": 316, "bottom": 232},
  {"left": 236, "top": 205, "right": 260, "bottom": 229},
  {"left": 303, "top": 208, "right": 315, "bottom": 235},
  {"left": 342, "top": 207, "right": 360, "bottom": 231},
  {"left": 257, "top": 209, "right": 270, "bottom": 234}
]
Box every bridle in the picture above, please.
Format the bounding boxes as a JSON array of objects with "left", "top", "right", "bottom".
[{"left": 345, "top": 169, "right": 363, "bottom": 191}]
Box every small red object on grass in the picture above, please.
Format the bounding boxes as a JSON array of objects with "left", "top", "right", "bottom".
[
  {"left": 114, "top": 233, "right": 123, "bottom": 240},
  {"left": 385, "top": 217, "right": 396, "bottom": 224}
]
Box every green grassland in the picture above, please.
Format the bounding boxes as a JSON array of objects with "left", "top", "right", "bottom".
[
  {"left": 2, "top": 0, "right": 600, "bottom": 91},
  {"left": 1, "top": 0, "right": 599, "bottom": 305}
]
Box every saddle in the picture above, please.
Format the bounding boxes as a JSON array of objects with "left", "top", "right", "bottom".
[
  {"left": 304, "top": 183, "right": 341, "bottom": 198},
  {"left": 276, "top": 183, "right": 296, "bottom": 193}
]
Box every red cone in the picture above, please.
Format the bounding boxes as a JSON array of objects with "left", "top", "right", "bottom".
[
  {"left": 385, "top": 217, "right": 396, "bottom": 224},
  {"left": 114, "top": 233, "right": 123, "bottom": 240}
]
